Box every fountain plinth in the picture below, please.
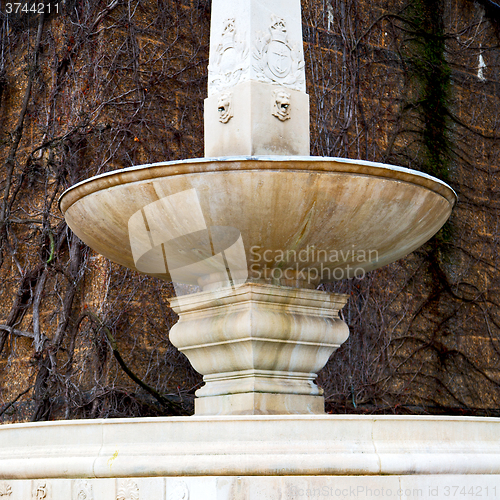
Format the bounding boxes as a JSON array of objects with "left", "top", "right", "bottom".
[{"left": 59, "top": 0, "right": 456, "bottom": 416}]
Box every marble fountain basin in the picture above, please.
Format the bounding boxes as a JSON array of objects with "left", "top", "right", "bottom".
[{"left": 60, "top": 156, "right": 456, "bottom": 291}]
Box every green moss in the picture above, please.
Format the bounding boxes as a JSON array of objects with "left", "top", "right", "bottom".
[
  {"left": 405, "top": 0, "right": 452, "bottom": 182},
  {"left": 403, "top": 0, "right": 453, "bottom": 246}
]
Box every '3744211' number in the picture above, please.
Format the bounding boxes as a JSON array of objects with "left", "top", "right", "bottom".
[{"left": 5, "top": 3, "right": 60, "bottom": 15}]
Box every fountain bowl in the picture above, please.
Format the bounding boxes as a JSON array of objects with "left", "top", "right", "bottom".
[{"left": 60, "top": 156, "right": 456, "bottom": 291}]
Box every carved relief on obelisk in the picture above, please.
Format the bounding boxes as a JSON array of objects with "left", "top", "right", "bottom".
[
  {"left": 208, "top": 18, "right": 249, "bottom": 95},
  {"left": 253, "top": 15, "right": 305, "bottom": 92},
  {"left": 204, "top": 0, "right": 309, "bottom": 157}
]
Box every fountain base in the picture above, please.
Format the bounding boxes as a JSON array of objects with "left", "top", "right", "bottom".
[
  {"left": 194, "top": 392, "right": 324, "bottom": 415},
  {"left": 168, "top": 283, "right": 349, "bottom": 415},
  {"left": 1, "top": 415, "right": 500, "bottom": 499}
]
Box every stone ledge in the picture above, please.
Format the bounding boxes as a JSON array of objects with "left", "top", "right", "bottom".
[{"left": 1, "top": 415, "right": 500, "bottom": 479}]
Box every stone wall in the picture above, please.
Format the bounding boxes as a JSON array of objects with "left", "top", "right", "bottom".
[{"left": 0, "top": 0, "right": 499, "bottom": 421}]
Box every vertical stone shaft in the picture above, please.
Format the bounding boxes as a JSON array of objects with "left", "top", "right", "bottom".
[{"left": 204, "top": 0, "right": 310, "bottom": 157}]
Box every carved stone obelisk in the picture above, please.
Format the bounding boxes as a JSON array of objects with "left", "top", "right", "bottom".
[{"left": 204, "top": 0, "right": 310, "bottom": 156}]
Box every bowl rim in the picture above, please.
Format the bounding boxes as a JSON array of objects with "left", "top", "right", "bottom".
[{"left": 59, "top": 156, "right": 458, "bottom": 213}]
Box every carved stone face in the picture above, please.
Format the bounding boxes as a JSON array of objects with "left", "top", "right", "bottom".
[
  {"left": 218, "top": 92, "right": 233, "bottom": 123},
  {"left": 273, "top": 90, "right": 291, "bottom": 121}
]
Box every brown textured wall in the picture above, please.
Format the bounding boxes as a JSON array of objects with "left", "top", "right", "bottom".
[{"left": 0, "top": 0, "right": 499, "bottom": 421}]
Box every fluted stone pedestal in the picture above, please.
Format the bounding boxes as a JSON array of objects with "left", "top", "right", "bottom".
[{"left": 168, "top": 283, "right": 349, "bottom": 415}]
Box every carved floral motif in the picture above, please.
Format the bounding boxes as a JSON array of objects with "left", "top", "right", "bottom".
[
  {"left": 209, "top": 18, "right": 249, "bottom": 94},
  {"left": 0, "top": 482, "right": 12, "bottom": 497},
  {"left": 167, "top": 480, "right": 189, "bottom": 500},
  {"left": 116, "top": 479, "right": 139, "bottom": 500},
  {"left": 74, "top": 480, "right": 94, "bottom": 500},
  {"left": 253, "top": 15, "right": 305, "bottom": 92}
]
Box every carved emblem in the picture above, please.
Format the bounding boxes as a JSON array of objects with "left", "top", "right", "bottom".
[
  {"left": 168, "top": 480, "right": 189, "bottom": 500},
  {"left": 32, "top": 481, "right": 50, "bottom": 500},
  {"left": 272, "top": 89, "right": 291, "bottom": 121},
  {"left": 116, "top": 479, "right": 139, "bottom": 500},
  {"left": 253, "top": 15, "right": 305, "bottom": 91},
  {"left": 209, "top": 18, "right": 249, "bottom": 95},
  {"left": 74, "top": 480, "right": 94, "bottom": 500},
  {"left": 218, "top": 92, "right": 233, "bottom": 123},
  {"left": 0, "top": 482, "right": 12, "bottom": 496}
]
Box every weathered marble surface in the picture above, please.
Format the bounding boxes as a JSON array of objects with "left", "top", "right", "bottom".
[
  {"left": 1, "top": 415, "right": 500, "bottom": 480},
  {"left": 60, "top": 157, "right": 456, "bottom": 291}
]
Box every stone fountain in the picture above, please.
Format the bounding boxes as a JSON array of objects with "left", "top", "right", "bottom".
[
  {"left": 60, "top": 0, "right": 454, "bottom": 417},
  {"left": 1, "top": 1, "right": 499, "bottom": 499}
]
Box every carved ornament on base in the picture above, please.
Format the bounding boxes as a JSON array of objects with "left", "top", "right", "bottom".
[
  {"left": 116, "top": 480, "right": 139, "bottom": 500},
  {"left": 0, "top": 482, "right": 12, "bottom": 497}
]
